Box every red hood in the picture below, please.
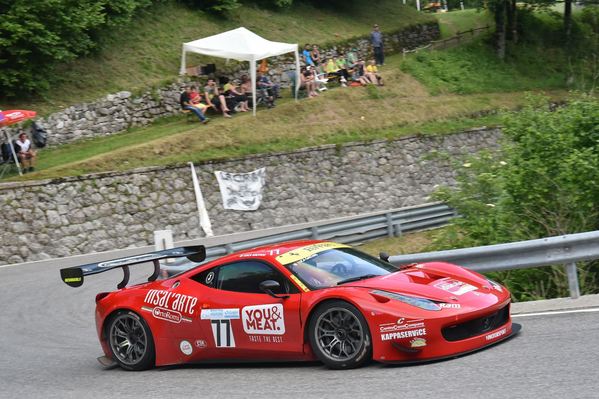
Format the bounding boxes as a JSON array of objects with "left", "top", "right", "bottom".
[{"left": 341, "top": 262, "right": 501, "bottom": 304}]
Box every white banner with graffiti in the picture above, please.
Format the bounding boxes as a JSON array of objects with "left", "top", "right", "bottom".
[{"left": 215, "top": 167, "right": 266, "bottom": 211}]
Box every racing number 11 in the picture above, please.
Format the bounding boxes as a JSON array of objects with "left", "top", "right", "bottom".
[{"left": 210, "top": 320, "right": 236, "bottom": 348}]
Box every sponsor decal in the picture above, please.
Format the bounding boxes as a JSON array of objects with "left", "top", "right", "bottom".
[
  {"left": 379, "top": 318, "right": 425, "bottom": 333},
  {"left": 97, "top": 251, "right": 184, "bottom": 268},
  {"left": 248, "top": 335, "right": 283, "bottom": 343},
  {"left": 205, "top": 271, "right": 215, "bottom": 285},
  {"left": 439, "top": 303, "right": 461, "bottom": 309},
  {"left": 195, "top": 339, "right": 207, "bottom": 348},
  {"left": 240, "top": 250, "right": 281, "bottom": 258},
  {"left": 275, "top": 242, "right": 350, "bottom": 265},
  {"left": 242, "top": 304, "right": 285, "bottom": 335},
  {"left": 434, "top": 278, "right": 477, "bottom": 296},
  {"left": 142, "top": 306, "right": 192, "bottom": 324},
  {"left": 63, "top": 277, "right": 82, "bottom": 283},
  {"left": 180, "top": 340, "right": 193, "bottom": 355},
  {"left": 485, "top": 328, "right": 507, "bottom": 341},
  {"left": 410, "top": 337, "right": 427, "bottom": 348},
  {"left": 289, "top": 274, "right": 310, "bottom": 292},
  {"left": 143, "top": 290, "right": 198, "bottom": 315},
  {"left": 210, "top": 319, "right": 236, "bottom": 348},
  {"left": 200, "top": 308, "right": 240, "bottom": 320},
  {"left": 381, "top": 328, "right": 427, "bottom": 341}
]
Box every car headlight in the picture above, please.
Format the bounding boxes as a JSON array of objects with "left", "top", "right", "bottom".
[
  {"left": 371, "top": 290, "right": 441, "bottom": 311},
  {"left": 487, "top": 279, "right": 503, "bottom": 292}
]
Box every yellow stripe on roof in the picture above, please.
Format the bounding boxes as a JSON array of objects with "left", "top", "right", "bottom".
[{"left": 275, "top": 242, "right": 350, "bottom": 265}]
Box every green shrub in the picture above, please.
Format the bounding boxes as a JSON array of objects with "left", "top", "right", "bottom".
[
  {"left": 0, "top": 0, "right": 154, "bottom": 98},
  {"left": 431, "top": 95, "right": 599, "bottom": 300}
]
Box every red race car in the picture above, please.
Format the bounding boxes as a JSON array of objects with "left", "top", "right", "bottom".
[{"left": 60, "top": 240, "right": 519, "bottom": 371}]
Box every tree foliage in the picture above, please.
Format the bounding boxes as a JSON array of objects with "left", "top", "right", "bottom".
[
  {"left": 432, "top": 95, "right": 599, "bottom": 299},
  {"left": 0, "top": 0, "right": 152, "bottom": 98}
]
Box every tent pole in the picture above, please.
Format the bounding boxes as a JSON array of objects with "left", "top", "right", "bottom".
[
  {"left": 251, "top": 58, "right": 257, "bottom": 117},
  {"left": 179, "top": 44, "right": 187, "bottom": 75},
  {"left": 4, "top": 131, "right": 22, "bottom": 176},
  {"left": 294, "top": 48, "right": 300, "bottom": 101}
]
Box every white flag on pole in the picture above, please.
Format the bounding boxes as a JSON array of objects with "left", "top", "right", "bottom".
[
  {"left": 189, "top": 162, "right": 214, "bottom": 237},
  {"left": 215, "top": 167, "right": 266, "bottom": 211}
]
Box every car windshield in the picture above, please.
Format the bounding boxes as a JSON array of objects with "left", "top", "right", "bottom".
[{"left": 282, "top": 248, "right": 397, "bottom": 290}]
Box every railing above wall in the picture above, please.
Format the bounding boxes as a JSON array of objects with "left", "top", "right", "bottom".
[
  {"left": 388, "top": 231, "right": 599, "bottom": 299},
  {"left": 177, "top": 202, "right": 456, "bottom": 262}
]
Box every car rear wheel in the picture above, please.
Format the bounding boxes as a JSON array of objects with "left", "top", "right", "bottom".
[
  {"left": 107, "top": 310, "right": 155, "bottom": 371},
  {"left": 308, "top": 300, "right": 372, "bottom": 369}
]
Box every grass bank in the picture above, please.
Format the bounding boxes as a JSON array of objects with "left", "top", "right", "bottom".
[
  {"left": 0, "top": 0, "right": 433, "bottom": 115},
  {"left": 12, "top": 49, "right": 568, "bottom": 181}
]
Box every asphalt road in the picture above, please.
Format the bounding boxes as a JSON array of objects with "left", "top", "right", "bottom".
[{"left": 1, "top": 260, "right": 598, "bottom": 399}]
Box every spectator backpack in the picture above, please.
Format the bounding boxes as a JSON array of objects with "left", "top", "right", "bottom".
[{"left": 31, "top": 122, "right": 48, "bottom": 148}]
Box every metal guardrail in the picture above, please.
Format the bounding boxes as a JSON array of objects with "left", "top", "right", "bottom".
[
  {"left": 388, "top": 231, "right": 599, "bottom": 299},
  {"left": 198, "top": 202, "right": 455, "bottom": 262}
]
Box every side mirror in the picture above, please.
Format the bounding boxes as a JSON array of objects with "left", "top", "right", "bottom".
[
  {"left": 259, "top": 280, "right": 289, "bottom": 299},
  {"left": 379, "top": 252, "right": 390, "bottom": 262}
]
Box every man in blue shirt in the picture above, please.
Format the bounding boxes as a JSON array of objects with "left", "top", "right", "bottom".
[
  {"left": 302, "top": 44, "right": 314, "bottom": 67},
  {"left": 371, "top": 24, "right": 384, "bottom": 66}
]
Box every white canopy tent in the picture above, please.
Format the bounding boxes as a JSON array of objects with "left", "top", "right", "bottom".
[{"left": 180, "top": 27, "right": 300, "bottom": 116}]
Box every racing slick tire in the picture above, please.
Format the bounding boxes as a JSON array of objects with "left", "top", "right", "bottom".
[
  {"left": 308, "top": 300, "right": 372, "bottom": 369},
  {"left": 106, "top": 310, "right": 155, "bottom": 371}
]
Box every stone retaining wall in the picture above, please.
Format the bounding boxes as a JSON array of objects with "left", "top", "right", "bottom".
[
  {"left": 0, "top": 22, "right": 439, "bottom": 147},
  {"left": 0, "top": 127, "right": 500, "bottom": 265}
]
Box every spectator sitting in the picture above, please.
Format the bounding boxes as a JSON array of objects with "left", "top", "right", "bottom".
[
  {"left": 310, "top": 44, "right": 321, "bottom": 68},
  {"left": 14, "top": 132, "right": 37, "bottom": 172},
  {"left": 257, "top": 73, "right": 280, "bottom": 106},
  {"left": 224, "top": 79, "right": 250, "bottom": 112},
  {"left": 240, "top": 74, "right": 254, "bottom": 106},
  {"left": 346, "top": 48, "right": 359, "bottom": 69},
  {"left": 180, "top": 86, "right": 209, "bottom": 124},
  {"left": 351, "top": 60, "right": 371, "bottom": 86},
  {"left": 189, "top": 86, "right": 209, "bottom": 113},
  {"left": 325, "top": 57, "right": 345, "bottom": 85},
  {"left": 365, "top": 59, "right": 384, "bottom": 86},
  {"left": 335, "top": 54, "right": 350, "bottom": 84},
  {"left": 302, "top": 44, "right": 314, "bottom": 67},
  {"left": 300, "top": 66, "right": 319, "bottom": 98},
  {"left": 204, "top": 78, "right": 232, "bottom": 118}
]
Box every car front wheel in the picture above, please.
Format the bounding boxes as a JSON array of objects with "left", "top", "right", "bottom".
[{"left": 308, "top": 300, "right": 372, "bottom": 369}]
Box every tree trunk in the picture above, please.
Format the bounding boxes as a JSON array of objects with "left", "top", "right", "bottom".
[
  {"left": 564, "top": 0, "right": 574, "bottom": 85},
  {"left": 564, "top": 0, "right": 572, "bottom": 42},
  {"left": 494, "top": 0, "right": 507, "bottom": 59},
  {"left": 510, "top": 0, "right": 518, "bottom": 44}
]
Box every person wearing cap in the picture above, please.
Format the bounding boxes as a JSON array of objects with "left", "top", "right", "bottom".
[
  {"left": 371, "top": 24, "right": 384, "bottom": 66},
  {"left": 14, "top": 132, "right": 37, "bottom": 172}
]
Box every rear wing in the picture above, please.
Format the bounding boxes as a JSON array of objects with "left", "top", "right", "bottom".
[{"left": 60, "top": 246, "right": 206, "bottom": 289}]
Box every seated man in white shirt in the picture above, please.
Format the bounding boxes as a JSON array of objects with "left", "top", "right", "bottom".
[{"left": 15, "top": 132, "right": 37, "bottom": 173}]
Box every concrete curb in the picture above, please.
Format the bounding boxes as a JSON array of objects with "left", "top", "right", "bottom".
[{"left": 511, "top": 293, "right": 599, "bottom": 315}]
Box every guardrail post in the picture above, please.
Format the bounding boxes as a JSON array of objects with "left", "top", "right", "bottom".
[
  {"left": 385, "top": 213, "right": 394, "bottom": 237},
  {"left": 154, "top": 230, "right": 175, "bottom": 264},
  {"left": 565, "top": 262, "right": 580, "bottom": 299},
  {"left": 311, "top": 227, "right": 319, "bottom": 240},
  {"left": 394, "top": 220, "right": 403, "bottom": 237}
]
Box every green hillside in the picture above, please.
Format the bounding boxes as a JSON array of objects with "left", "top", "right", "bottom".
[{"left": 0, "top": 0, "right": 433, "bottom": 114}]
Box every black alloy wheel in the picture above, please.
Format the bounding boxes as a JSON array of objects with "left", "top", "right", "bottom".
[
  {"left": 107, "top": 310, "right": 155, "bottom": 371},
  {"left": 308, "top": 300, "right": 372, "bottom": 369}
]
